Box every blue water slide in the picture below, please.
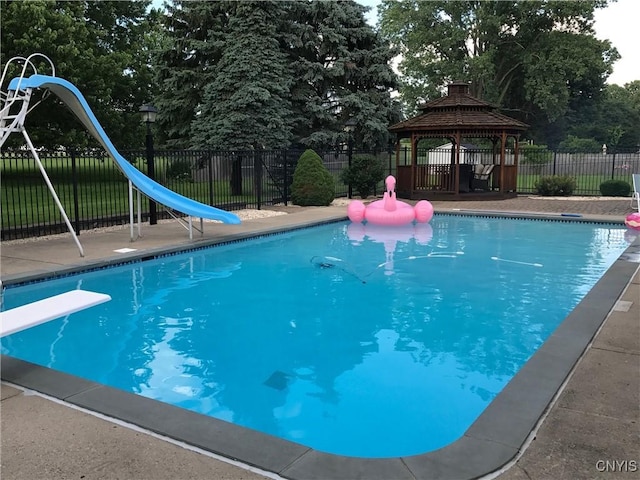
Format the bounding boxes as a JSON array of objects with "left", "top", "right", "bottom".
[{"left": 8, "top": 74, "right": 240, "bottom": 224}]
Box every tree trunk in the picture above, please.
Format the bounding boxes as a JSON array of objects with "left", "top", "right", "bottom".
[{"left": 230, "top": 157, "right": 243, "bottom": 196}]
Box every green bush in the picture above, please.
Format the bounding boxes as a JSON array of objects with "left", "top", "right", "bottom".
[
  {"left": 339, "top": 154, "right": 385, "bottom": 198},
  {"left": 599, "top": 179, "right": 631, "bottom": 197},
  {"left": 557, "top": 135, "right": 601, "bottom": 153},
  {"left": 166, "top": 159, "right": 193, "bottom": 182},
  {"left": 291, "top": 149, "right": 335, "bottom": 206},
  {"left": 534, "top": 175, "right": 576, "bottom": 196}
]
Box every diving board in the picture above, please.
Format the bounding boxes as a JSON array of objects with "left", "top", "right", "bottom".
[{"left": 0, "top": 290, "right": 111, "bottom": 338}]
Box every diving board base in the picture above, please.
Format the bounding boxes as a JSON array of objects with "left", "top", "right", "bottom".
[{"left": 0, "top": 290, "right": 111, "bottom": 337}]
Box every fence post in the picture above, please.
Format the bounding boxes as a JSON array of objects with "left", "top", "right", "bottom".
[
  {"left": 283, "top": 149, "right": 288, "bottom": 206},
  {"left": 552, "top": 150, "right": 557, "bottom": 176},
  {"left": 207, "top": 151, "right": 214, "bottom": 206},
  {"left": 70, "top": 148, "right": 81, "bottom": 235},
  {"left": 347, "top": 139, "right": 354, "bottom": 199},
  {"left": 610, "top": 149, "right": 616, "bottom": 179},
  {"left": 145, "top": 127, "right": 157, "bottom": 225},
  {"left": 254, "top": 145, "right": 263, "bottom": 210}
]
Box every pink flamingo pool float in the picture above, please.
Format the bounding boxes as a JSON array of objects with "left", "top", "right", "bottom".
[
  {"left": 626, "top": 212, "right": 640, "bottom": 231},
  {"left": 347, "top": 175, "right": 434, "bottom": 225}
]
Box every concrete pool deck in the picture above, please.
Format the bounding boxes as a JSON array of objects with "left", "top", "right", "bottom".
[{"left": 1, "top": 196, "right": 639, "bottom": 480}]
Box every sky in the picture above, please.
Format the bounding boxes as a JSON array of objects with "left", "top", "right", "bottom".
[
  {"left": 592, "top": 0, "right": 638, "bottom": 86},
  {"left": 357, "top": 0, "right": 639, "bottom": 87}
]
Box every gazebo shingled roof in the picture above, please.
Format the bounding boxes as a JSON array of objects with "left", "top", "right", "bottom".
[
  {"left": 387, "top": 81, "right": 529, "bottom": 200},
  {"left": 389, "top": 82, "right": 528, "bottom": 134}
]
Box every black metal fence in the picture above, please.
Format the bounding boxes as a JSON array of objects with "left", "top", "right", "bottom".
[
  {"left": 1, "top": 148, "right": 392, "bottom": 240},
  {"left": 397, "top": 147, "right": 640, "bottom": 195},
  {"left": 515, "top": 151, "right": 639, "bottom": 195},
  {"left": 1, "top": 147, "right": 638, "bottom": 240}
]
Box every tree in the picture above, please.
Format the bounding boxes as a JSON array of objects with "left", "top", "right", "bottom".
[
  {"left": 599, "top": 82, "right": 640, "bottom": 150},
  {"left": 0, "top": 0, "right": 161, "bottom": 149},
  {"left": 557, "top": 135, "right": 601, "bottom": 153},
  {"left": 379, "top": 0, "right": 619, "bottom": 144},
  {"left": 152, "top": 0, "right": 228, "bottom": 149},
  {"left": 287, "top": 0, "right": 400, "bottom": 151},
  {"left": 191, "top": 1, "right": 294, "bottom": 149},
  {"left": 563, "top": 82, "right": 640, "bottom": 150},
  {"left": 154, "top": 0, "right": 400, "bottom": 151}
]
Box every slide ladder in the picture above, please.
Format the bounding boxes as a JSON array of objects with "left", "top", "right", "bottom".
[{"left": 0, "top": 54, "right": 85, "bottom": 256}]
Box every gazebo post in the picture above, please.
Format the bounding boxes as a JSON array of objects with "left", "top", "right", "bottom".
[
  {"left": 411, "top": 133, "right": 417, "bottom": 192},
  {"left": 514, "top": 136, "right": 520, "bottom": 175},
  {"left": 500, "top": 131, "right": 507, "bottom": 193},
  {"left": 454, "top": 132, "right": 461, "bottom": 194}
]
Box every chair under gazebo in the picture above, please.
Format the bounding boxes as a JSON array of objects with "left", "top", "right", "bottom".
[{"left": 388, "top": 82, "right": 529, "bottom": 200}]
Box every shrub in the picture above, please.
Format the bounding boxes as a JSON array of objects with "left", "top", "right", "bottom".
[
  {"left": 291, "top": 149, "right": 335, "bottom": 206},
  {"left": 339, "top": 154, "right": 386, "bottom": 198},
  {"left": 557, "top": 135, "right": 601, "bottom": 153},
  {"left": 166, "top": 159, "right": 193, "bottom": 182},
  {"left": 599, "top": 179, "right": 631, "bottom": 197},
  {"left": 534, "top": 175, "right": 576, "bottom": 196}
]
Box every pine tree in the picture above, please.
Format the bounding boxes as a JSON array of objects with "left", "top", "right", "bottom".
[
  {"left": 153, "top": 0, "right": 229, "bottom": 148},
  {"left": 191, "top": 1, "right": 294, "bottom": 150},
  {"left": 288, "top": 0, "right": 400, "bottom": 151},
  {"left": 154, "top": 0, "right": 399, "bottom": 151}
]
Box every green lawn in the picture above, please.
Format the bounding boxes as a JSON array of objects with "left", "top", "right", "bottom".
[
  {"left": 1, "top": 155, "right": 277, "bottom": 227},
  {"left": 517, "top": 173, "right": 635, "bottom": 194}
]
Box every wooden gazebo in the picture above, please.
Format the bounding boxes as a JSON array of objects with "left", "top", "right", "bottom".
[{"left": 388, "top": 82, "right": 529, "bottom": 200}]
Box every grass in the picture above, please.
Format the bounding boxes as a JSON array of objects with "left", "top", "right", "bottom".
[
  {"left": 1, "top": 154, "right": 280, "bottom": 228},
  {"left": 517, "top": 173, "right": 635, "bottom": 195},
  {"left": 1, "top": 178, "right": 267, "bottom": 226}
]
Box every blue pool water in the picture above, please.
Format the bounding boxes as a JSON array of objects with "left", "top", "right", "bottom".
[{"left": 0, "top": 216, "right": 630, "bottom": 458}]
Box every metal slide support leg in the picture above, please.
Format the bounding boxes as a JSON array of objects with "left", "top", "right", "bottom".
[
  {"left": 129, "top": 180, "right": 143, "bottom": 242},
  {"left": 188, "top": 217, "right": 193, "bottom": 240},
  {"left": 129, "top": 180, "right": 134, "bottom": 241},
  {"left": 137, "top": 189, "right": 142, "bottom": 238},
  {"left": 22, "top": 129, "right": 84, "bottom": 257}
]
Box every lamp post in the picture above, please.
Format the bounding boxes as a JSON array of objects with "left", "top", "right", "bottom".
[
  {"left": 139, "top": 104, "right": 158, "bottom": 225},
  {"left": 344, "top": 117, "right": 357, "bottom": 199}
]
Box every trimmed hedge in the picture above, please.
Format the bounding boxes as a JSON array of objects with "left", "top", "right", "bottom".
[
  {"left": 291, "top": 149, "right": 335, "bottom": 206},
  {"left": 599, "top": 179, "right": 631, "bottom": 197}
]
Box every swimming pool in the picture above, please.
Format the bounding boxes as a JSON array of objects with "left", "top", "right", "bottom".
[{"left": 0, "top": 215, "right": 633, "bottom": 460}]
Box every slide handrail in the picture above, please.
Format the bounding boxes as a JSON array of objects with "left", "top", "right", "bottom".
[
  {"left": 1, "top": 53, "right": 55, "bottom": 119},
  {"left": 7, "top": 74, "right": 240, "bottom": 224}
]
